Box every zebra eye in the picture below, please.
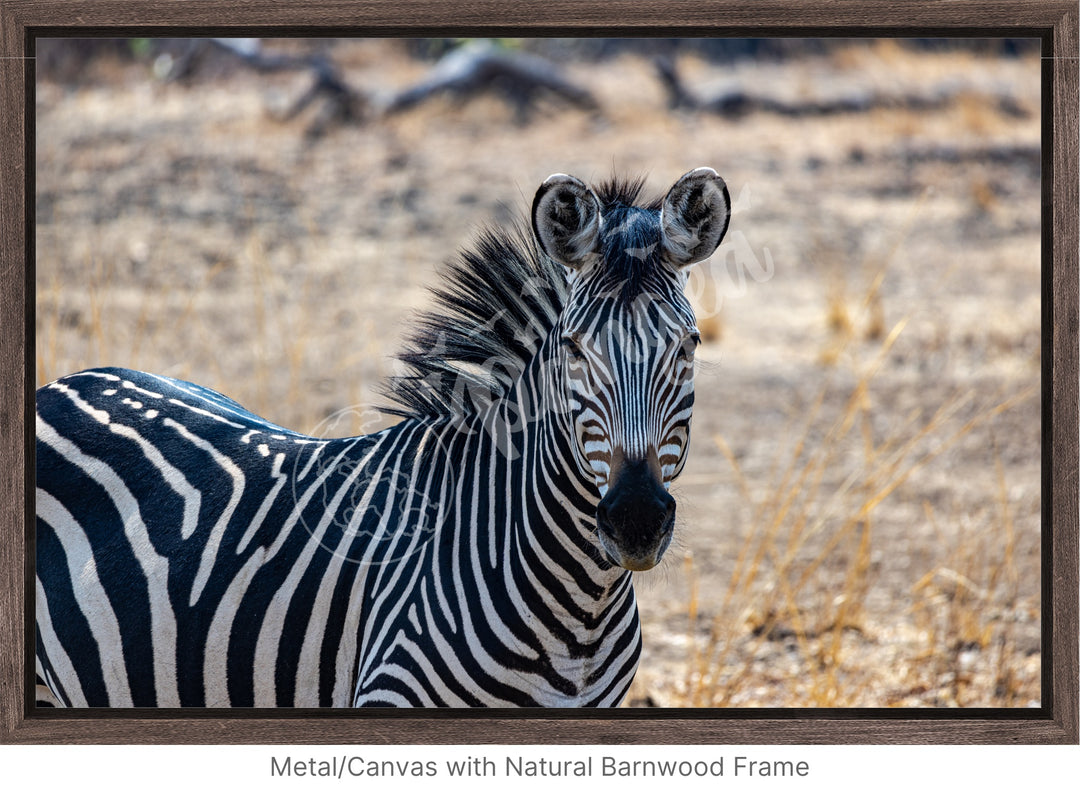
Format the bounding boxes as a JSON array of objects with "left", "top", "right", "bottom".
[
  {"left": 679, "top": 332, "right": 701, "bottom": 361},
  {"left": 562, "top": 335, "right": 586, "bottom": 362}
]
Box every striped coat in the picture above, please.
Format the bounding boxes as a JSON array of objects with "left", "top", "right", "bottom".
[{"left": 35, "top": 168, "right": 730, "bottom": 707}]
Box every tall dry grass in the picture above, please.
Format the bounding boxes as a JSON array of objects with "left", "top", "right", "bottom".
[{"left": 663, "top": 262, "right": 1038, "bottom": 708}]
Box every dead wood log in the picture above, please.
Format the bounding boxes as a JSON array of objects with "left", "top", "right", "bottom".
[
  {"left": 654, "top": 54, "right": 1029, "bottom": 120},
  {"left": 381, "top": 41, "right": 599, "bottom": 122}
]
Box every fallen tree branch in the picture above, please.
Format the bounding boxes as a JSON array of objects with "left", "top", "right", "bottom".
[
  {"left": 655, "top": 54, "right": 1030, "bottom": 120},
  {"left": 382, "top": 41, "right": 599, "bottom": 122}
]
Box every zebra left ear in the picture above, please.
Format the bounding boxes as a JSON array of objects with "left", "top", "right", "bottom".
[
  {"left": 660, "top": 167, "right": 731, "bottom": 269},
  {"left": 532, "top": 174, "right": 602, "bottom": 271}
]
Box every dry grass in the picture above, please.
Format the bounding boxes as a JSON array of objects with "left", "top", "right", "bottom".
[
  {"left": 644, "top": 263, "right": 1039, "bottom": 708},
  {"left": 673, "top": 364, "right": 1036, "bottom": 707},
  {"left": 36, "top": 224, "right": 385, "bottom": 436}
]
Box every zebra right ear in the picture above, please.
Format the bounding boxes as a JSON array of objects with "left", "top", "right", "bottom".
[
  {"left": 660, "top": 167, "right": 731, "bottom": 269},
  {"left": 532, "top": 174, "right": 602, "bottom": 271}
]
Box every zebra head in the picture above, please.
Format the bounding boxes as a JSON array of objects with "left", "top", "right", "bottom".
[{"left": 532, "top": 168, "right": 731, "bottom": 571}]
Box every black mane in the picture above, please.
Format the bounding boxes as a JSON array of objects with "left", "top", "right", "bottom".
[
  {"left": 380, "top": 177, "right": 664, "bottom": 420},
  {"left": 593, "top": 174, "right": 659, "bottom": 211}
]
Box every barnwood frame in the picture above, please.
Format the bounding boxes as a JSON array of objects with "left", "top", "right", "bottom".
[{"left": 1, "top": 0, "right": 1076, "bottom": 745}]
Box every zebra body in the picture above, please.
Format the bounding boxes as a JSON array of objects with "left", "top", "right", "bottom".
[{"left": 35, "top": 168, "right": 731, "bottom": 707}]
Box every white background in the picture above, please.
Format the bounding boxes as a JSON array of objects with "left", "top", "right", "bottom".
[{"left": 3, "top": 743, "right": 1077, "bottom": 798}]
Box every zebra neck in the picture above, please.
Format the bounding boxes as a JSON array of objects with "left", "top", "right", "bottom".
[{"left": 364, "top": 408, "right": 639, "bottom": 706}]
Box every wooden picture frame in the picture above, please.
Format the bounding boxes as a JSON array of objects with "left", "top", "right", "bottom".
[{"left": 1, "top": 1, "right": 1076, "bottom": 745}]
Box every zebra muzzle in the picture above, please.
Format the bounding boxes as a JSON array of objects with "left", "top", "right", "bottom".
[{"left": 595, "top": 457, "right": 676, "bottom": 571}]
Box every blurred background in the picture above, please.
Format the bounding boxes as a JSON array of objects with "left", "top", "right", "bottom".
[{"left": 35, "top": 37, "right": 1042, "bottom": 707}]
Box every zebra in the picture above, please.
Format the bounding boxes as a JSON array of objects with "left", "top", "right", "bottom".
[{"left": 35, "top": 167, "right": 731, "bottom": 707}]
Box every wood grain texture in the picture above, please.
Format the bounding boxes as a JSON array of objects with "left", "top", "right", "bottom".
[
  {"left": 0, "top": 0, "right": 30, "bottom": 741},
  {"left": 6, "top": 710, "right": 1069, "bottom": 745},
  {"left": 1, "top": 0, "right": 1076, "bottom": 745},
  {"left": 0, "top": 0, "right": 1075, "bottom": 30},
  {"left": 1047, "top": 0, "right": 1079, "bottom": 745}
]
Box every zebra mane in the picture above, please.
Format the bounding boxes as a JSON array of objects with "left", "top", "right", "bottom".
[
  {"left": 380, "top": 176, "right": 660, "bottom": 421},
  {"left": 593, "top": 174, "right": 658, "bottom": 213},
  {"left": 378, "top": 221, "right": 566, "bottom": 420}
]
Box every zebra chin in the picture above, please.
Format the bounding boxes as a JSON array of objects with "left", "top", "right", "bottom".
[
  {"left": 594, "top": 457, "right": 677, "bottom": 571},
  {"left": 596, "top": 528, "right": 674, "bottom": 572}
]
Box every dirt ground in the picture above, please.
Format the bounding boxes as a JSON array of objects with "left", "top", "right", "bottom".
[{"left": 34, "top": 38, "right": 1043, "bottom": 707}]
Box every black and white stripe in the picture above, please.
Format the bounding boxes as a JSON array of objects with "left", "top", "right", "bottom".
[{"left": 35, "top": 168, "right": 730, "bottom": 707}]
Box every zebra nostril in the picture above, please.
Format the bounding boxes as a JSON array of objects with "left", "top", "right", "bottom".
[
  {"left": 661, "top": 499, "right": 676, "bottom": 535},
  {"left": 595, "top": 503, "right": 609, "bottom": 529}
]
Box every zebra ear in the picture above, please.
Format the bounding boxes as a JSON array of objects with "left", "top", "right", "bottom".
[
  {"left": 532, "top": 174, "right": 602, "bottom": 270},
  {"left": 660, "top": 167, "right": 731, "bottom": 269}
]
